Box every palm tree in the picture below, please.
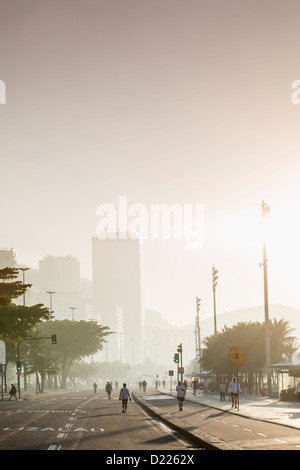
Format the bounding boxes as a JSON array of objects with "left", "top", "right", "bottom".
[
  {"left": 200, "top": 319, "right": 296, "bottom": 394},
  {"left": 269, "top": 319, "right": 297, "bottom": 363}
]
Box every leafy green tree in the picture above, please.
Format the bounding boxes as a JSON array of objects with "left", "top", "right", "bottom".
[
  {"left": 0, "top": 304, "right": 51, "bottom": 345},
  {"left": 32, "top": 320, "right": 110, "bottom": 388},
  {"left": 0, "top": 267, "right": 52, "bottom": 346},
  {"left": 0, "top": 268, "right": 31, "bottom": 306},
  {"left": 24, "top": 338, "right": 59, "bottom": 392},
  {"left": 201, "top": 319, "right": 297, "bottom": 393}
]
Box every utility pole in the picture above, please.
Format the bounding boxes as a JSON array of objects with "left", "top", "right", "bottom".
[
  {"left": 195, "top": 297, "right": 201, "bottom": 375},
  {"left": 47, "top": 291, "right": 55, "bottom": 319},
  {"left": 173, "top": 353, "right": 179, "bottom": 383},
  {"left": 17, "top": 267, "right": 30, "bottom": 392},
  {"left": 212, "top": 266, "right": 218, "bottom": 334},
  {"left": 261, "top": 200, "right": 272, "bottom": 395},
  {"left": 177, "top": 343, "right": 183, "bottom": 382},
  {"left": 18, "top": 267, "right": 30, "bottom": 306},
  {"left": 131, "top": 337, "right": 135, "bottom": 367},
  {"left": 69, "top": 307, "right": 77, "bottom": 321}
]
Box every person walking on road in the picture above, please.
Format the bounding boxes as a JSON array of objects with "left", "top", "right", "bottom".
[
  {"left": 93, "top": 382, "right": 97, "bottom": 393},
  {"left": 119, "top": 383, "right": 131, "bottom": 413},
  {"left": 227, "top": 377, "right": 242, "bottom": 409},
  {"left": 105, "top": 381, "right": 112, "bottom": 399},
  {"left": 176, "top": 381, "right": 186, "bottom": 411},
  {"left": 9, "top": 384, "right": 17, "bottom": 401}
]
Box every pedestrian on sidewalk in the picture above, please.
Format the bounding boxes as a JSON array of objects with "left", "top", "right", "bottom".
[
  {"left": 294, "top": 381, "right": 300, "bottom": 405},
  {"left": 176, "top": 381, "right": 186, "bottom": 411},
  {"left": 219, "top": 381, "right": 226, "bottom": 401},
  {"left": 8, "top": 384, "right": 17, "bottom": 401},
  {"left": 203, "top": 379, "right": 209, "bottom": 396},
  {"left": 119, "top": 383, "right": 131, "bottom": 413},
  {"left": 93, "top": 382, "right": 97, "bottom": 393},
  {"left": 226, "top": 381, "right": 231, "bottom": 400},
  {"left": 227, "top": 377, "right": 242, "bottom": 409}
]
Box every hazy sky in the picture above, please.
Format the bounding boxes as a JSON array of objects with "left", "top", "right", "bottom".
[{"left": 1, "top": 0, "right": 300, "bottom": 327}]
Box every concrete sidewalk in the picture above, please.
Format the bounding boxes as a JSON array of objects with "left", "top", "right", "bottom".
[
  {"left": 133, "top": 387, "right": 300, "bottom": 450},
  {"left": 155, "top": 387, "right": 300, "bottom": 430},
  {"left": 182, "top": 389, "right": 300, "bottom": 430}
]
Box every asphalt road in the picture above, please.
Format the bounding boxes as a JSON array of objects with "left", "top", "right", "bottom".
[
  {"left": 0, "top": 388, "right": 198, "bottom": 451},
  {"left": 2, "top": 388, "right": 300, "bottom": 451}
]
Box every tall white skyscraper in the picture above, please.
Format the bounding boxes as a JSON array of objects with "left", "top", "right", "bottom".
[{"left": 92, "top": 235, "right": 144, "bottom": 364}]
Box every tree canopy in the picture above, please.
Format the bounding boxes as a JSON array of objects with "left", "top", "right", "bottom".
[
  {"left": 27, "top": 320, "right": 111, "bottom": 388},
  {"left": 201, "top": 319, "right": 298, "bottom": 393},
  {"left": 0, "top": 267, "right": 31, "bottom": 307},
  {"left": 0, "top": 267, "right": 52, "bottom": 346}
]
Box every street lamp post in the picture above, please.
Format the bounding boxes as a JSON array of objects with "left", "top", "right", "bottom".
[
  {"left": 177, "top": 343, "right": 183, "bottom": 382},
  {"left": 195, "top": 297, "right": 201, "bottom": 375},
  {"left": 212, "top": 266, "right": 218, "bottom": 334},
  {"left": 18, "top": 267, "right": 30, "bottom": 306},
  {"left": 46, "top": 291, "right": 55, "bottom": 319},
  {"left": 69, "top": 307, "right": 77, "bottom": 321},
  {"left": 131, "top": 337, "right": 135, "bottom": 367},
  {"left": 261, "top": 200, "right": 272, "bottom": 395}
]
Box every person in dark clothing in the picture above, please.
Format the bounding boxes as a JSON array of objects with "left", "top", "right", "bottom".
[
  {"left": 9, "top": 384, "right": 17, "bottom": 401},
  {"left": 105, "top": 381, "right": 112, "bottom": 399}
]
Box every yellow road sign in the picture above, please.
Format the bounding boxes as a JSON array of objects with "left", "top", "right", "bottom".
[{"left": 229, "top": 346, "right": 245, "bottom": 366}]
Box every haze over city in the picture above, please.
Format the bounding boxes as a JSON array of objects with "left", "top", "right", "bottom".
[{"left": 1, "top": 0, "right": 300, "bottom": 329}]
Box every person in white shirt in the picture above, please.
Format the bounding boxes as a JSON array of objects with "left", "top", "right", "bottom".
[
  {"left": 119, "top": 383, "right": 131, "bottom": 413},
  {"left": 176, "top": 381, "right": 186, "bottom": 411},
  {"left": 294, "top": 382, "right": 300, "bottom": 405},
  {"left": 227, "top": 377, "right": 242, "bottom": 409}
]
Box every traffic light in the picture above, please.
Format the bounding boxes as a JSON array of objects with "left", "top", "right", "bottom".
[
  {"left": 51, "top": 335, "right": 57, "bottom": 344},
  {"left": 212, "top": 266, "right": 218, "bottom": 290},
  {"left": 177, "top": 344, "right": 182, "bottom": 353},
  {"left": 173, "top": 353, "right": 179, "bottom": 363},
  {"left": 196, "top": 297, "right": 201, "bottom": 314},
  {"left": 17, "top": 361, "right": 21, "bottom": 371}
]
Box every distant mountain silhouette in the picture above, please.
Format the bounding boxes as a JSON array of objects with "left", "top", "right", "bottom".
[
  {"left": 145, "top": 305, "right": 300, "bottom": 365},
  {"left": 209, "top": 304, "right": 300, "bottom": 334}
]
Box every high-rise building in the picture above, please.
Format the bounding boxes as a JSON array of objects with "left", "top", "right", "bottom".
[
  {"left": 0, "top": 248, "right": 17, "bottom": 268},
  {"left": 38, "top": 255, "right": 87, "bottom": 320},
  {"left": 39, "top": 255, "right": 80, "bottom": 293},
  {"left": 92, "top": 235, "right": 144, "bottom": 363}
]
